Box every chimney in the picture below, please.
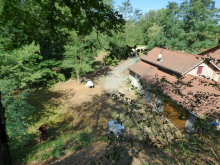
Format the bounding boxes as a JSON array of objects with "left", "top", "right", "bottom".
[{"left": 166, "top": 45, "right": 168, "bottom": 50}]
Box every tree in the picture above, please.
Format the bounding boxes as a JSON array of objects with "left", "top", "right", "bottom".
[
  {"left": 0, "top": 42, "right": 58, "bottom": 89},
  {"left": 138, "top": 8, "right": 167, "bottom": 45},
  {"left": 103, "top": 0, "right": 115, "bottom": 9},
  {"left": 0, "top": 91, "right": 12, "bottom": 165},
  {"left": 0, "top": 0, "right": 127, "bottom": 161},
  {"left": 179, "top": 0, "right": 220, "bottom": 52},
  {"left": 60, "top": 31, "right": 97, "bottom": 84},
  {"left": 132, "top": 8, "right": 143, "bottom": 24},
  {"left": 0, "top": 79, "right": 35, "bottom": 149},
  {"left": 118, "top": 0, "right": 133, "bottom": 45}
]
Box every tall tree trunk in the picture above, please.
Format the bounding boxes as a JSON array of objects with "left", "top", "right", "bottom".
[
  {"left": 76, "top": 70, "right": 80, "bottom": 84},
  {"left": 0, "top": 91, "right": 12, "bottom": 165},
  {"left": 102, "top": 34, "right": 106, "bottom": 67},
  {"left": 80, "top": 49, "right": 82, "bottom": 65}
]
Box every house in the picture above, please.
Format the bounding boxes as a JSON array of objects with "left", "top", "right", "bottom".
[
  {"left": 128, "top": 46, "right": 220, "bottom": 132},
  {"left": 198, "top": 44, "right": 220, "bottom": 81}
]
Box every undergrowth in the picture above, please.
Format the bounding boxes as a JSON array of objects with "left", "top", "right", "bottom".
[{"left": 10, "top": 127, "right": 108, "bottom": 164}]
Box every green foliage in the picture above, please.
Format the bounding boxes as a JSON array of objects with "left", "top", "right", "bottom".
[
  {"left": 118, "top": 0, "right": 133, "bottom": 21},
  {"left": 135, "top": 58, "right": 140, "bottom": 63},
  {"left": 127, "top": 78, "right": 131, "bottom": 84},
  {"left": 57, "top": 73, "right": 66, "bottom": 82},
  {"left": 78, "top": 130, "right": 93, "bottom": 144},
  {"left": 48, "top": 78, "right": 57, "bottom": 85},
  {"left": 126, "top": 84, "right": 131, "bottom": 88},
  {"left": 134, "top": 88, "right": 140, "bottom": 95},
  {"left": 0, "top": 42, "right": 58, "bottom": 89},
  {"left": 0, "top": 79, "right": 34, "bottom": 148},
  {"left": 106, "top": 56, "right": 120, "bottom": 66},
  {"left": 143, "top": 1, "right": 220, "bottom": 52},
  {"left": 60, "top": 31, "right": 97, "bottom": 80}
]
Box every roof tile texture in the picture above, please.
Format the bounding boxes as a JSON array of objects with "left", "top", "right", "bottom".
[
  {"left": 128, "top": 61, "right": 158, "bottom": 77},
  {"left": 141, "top": 47, "right": 203, "bottom": 74},
  {"left": 200, "top": 48, "right": 220, "bottom": 67},
  {"left": 133, "top": 63, "right": 220, "bottom": 117}
]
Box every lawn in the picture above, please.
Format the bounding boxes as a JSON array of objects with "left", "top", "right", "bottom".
[{"left": 10, "top": 77, "right": 126, "bottom": 164}]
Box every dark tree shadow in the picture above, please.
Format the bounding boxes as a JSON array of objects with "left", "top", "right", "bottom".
[{"left": 26, "top": 88, "right": 75, "bottom": 125}]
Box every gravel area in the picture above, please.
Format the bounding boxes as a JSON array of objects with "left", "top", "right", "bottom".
[{"left": 101, "top": 56, "right": 138, "bottom": 96}]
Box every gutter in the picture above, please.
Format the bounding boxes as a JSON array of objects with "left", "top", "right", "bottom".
[
  {"left": 182, "top": 59, "right": 220, "bottom": 76},
  {"left": 138, "top": 68, "right": 158, "bottom": 80},
  {"left": 209, "top": 61, "right": 220, "bottom": 71}
]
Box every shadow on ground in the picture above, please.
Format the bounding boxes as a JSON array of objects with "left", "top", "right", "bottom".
[{"left": 26, "top": 89, "right": 75, "bottom": 125}]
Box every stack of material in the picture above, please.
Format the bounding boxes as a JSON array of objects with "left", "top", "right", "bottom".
[
  {"left": 108, "top": 120, "right": 125, "bottom": 138},
  {"left": 85, "top": 81, "right": 94, "bottom": 89}
]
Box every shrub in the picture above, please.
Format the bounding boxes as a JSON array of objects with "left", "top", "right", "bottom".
[
  {"left": 0, "top": 79, "right": 35, "bottom": 148},
  {"left": 57, "top": 73, "right": 66, "bottom": 82},
  {"left": 127, "top": 78, "right": 131, "bottom": 84},
  {"left": 48, "top": 78, "right": 57, "bottom": 85},
  {"left": 134, "top": 89, "right": 140, "bottom": 96},
  {"left": 106, "top": 56, "right": 120, "bottom": 66}
]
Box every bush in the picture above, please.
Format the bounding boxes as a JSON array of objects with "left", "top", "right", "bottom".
[
  {"left": 127, "top": 78, "right": 131, "bottom": 84},
  {"left": 0, "top": 79, "right": 35, "bottom": 148},
  {"left": 106, "top": 56, "right": 120, "bottom": 66},
  {"left": 48, "top": 78, "right": 57, "bottom": 85},
  {"left": 134, "top": 89, "right": 140, "bottom": 96},
  {"left": 57, "top": 73, "right": 66, "bottom": 82}
]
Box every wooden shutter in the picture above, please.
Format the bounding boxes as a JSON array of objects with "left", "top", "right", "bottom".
[{"left": 197, "top": 66, "right": 203, "bottom": 74}]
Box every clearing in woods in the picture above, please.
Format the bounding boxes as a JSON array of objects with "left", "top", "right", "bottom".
[{"left": 13, "top": 50, "right": 217, "bottom": 165}]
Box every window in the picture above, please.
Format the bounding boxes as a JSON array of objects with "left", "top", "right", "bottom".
[{"left": 197, "top": 66, "right": 203, "bottom": 75}]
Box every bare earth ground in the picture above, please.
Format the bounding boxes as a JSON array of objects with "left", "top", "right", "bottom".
[{"left": 24, "top": 51, "right": 218, "bottom": 165}]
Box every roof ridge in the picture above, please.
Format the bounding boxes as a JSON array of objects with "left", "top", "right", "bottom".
[{"left": 153, "top": 47, "right": 199, "bottom": 57}]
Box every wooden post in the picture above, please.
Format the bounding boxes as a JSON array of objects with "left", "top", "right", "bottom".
[{"left": 39, "top": 124, "right": 47, "bottom": 142}]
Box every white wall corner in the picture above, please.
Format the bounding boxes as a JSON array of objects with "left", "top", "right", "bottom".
[{"left": 185, "top": 113, "right": 198, "bottom": 133}]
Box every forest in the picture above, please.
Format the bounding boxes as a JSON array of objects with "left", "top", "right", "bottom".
[{"left": 1, "top": 0, "right": 220, "bottom": 164}]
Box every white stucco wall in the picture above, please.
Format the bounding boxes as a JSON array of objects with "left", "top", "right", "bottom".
[
  {"left": 129, "top": 70, "right": 143, "bottom": 90},
  {"left": 188, "top": 61, "right": 215, "bottom": 79},
  {"left": 129, "top": 70, "right": 137, "bottom": 86},
  {"left": 154, "top": 97, "right": 164, "bottom": 113},
  {"left": 142, "top": 83, "right": 153, "bottom": 104},
  {"left": 185, "top": 113, "right": 198, "bottom": 133}
]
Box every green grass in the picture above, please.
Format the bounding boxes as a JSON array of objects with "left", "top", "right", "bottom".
[
  {"left": 126, "top": 84, "right": 131, "bottom": 88},
  {"left": 135, "top": 58, "right": 141, "bottom": 63},
  {"left": 137, "top": 45, "right": 146, "bottom": 47},
  {"left": 10, "top": 87, "right": 110, "bottom": 164},
  {"left": 11, "top": 126, "right": 108, "bottom": 164}
]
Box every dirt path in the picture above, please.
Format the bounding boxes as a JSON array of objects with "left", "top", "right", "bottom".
[{"left": 100, "top": 56, "right": 138, "bottom": 98}]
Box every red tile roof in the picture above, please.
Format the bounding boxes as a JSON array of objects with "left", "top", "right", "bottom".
[
  {"left": 199, "top": 49, "right": 220, "bottom": 68},
  {"left": 133, "top": 63, "right": 220, "bottom": 118},
  {"left": 128, "top": 61, "right": 158, "bottom": 77},
  {"left": 141, "top": 47, "right": 203, "bottom": 75},
  {"left": 198, "top": 44, "right": 220, "bottom": 55}
]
